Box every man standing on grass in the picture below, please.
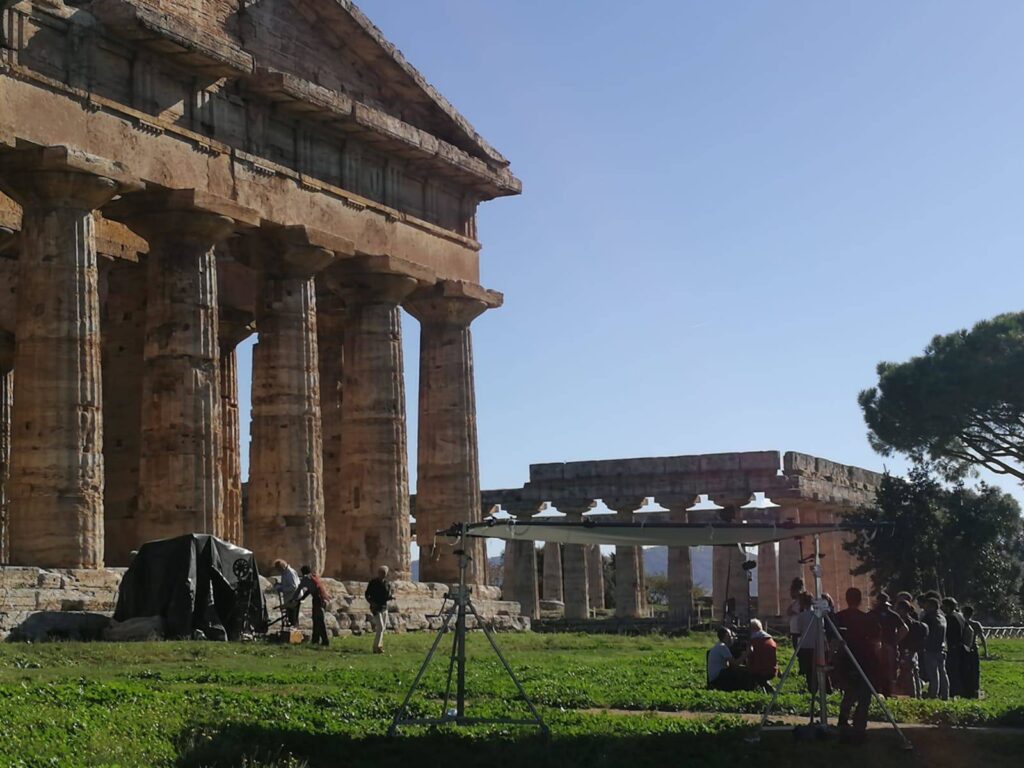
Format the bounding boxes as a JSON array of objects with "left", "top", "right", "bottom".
[
  {"left": 365, "top": 565, "right": 394, "bottom": 654},
  {"left": 295, "top": 565, "right": 331, "bottom": 647},
  {"left": 943, "top": 597, "right": 967, "bottom": 698},
  {"left": 921, "top": 597, "right": 948, "bottom": 700},
  {"left": 834, "top": 587, "right": 880, "bottom": 743},
  {"left": 871, "top": 592, "right": 908, "bottom": 696}
]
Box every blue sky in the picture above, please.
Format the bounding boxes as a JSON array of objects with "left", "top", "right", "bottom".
[{"left": 238, "top": 1, "right": 1024, "bottom": 518}]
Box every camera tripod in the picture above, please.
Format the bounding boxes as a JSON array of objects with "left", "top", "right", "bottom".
[
  {"left": 748, "top": 533, "right": 912, "bottom": 750},
  {"left": 388, "top": 523, "right": 549, "bottom": 736}
]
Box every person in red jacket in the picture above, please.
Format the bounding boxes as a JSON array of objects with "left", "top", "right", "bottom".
[
  {"left": 746, "top": 619, "right": 779, "bottom": 691},
  {"left": 295, "top": 565, "right": 331, "bottom": 647}
]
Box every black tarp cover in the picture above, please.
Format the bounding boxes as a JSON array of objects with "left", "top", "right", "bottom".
[{"left": 114, "top": 534, "right": 268, "bottom": 639}]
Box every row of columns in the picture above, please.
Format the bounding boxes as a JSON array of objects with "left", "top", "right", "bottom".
[
  {"left": 501, "top": 500, "right": 867, "bottom": 624},
  {"left": 0, "top": 146, "right": 498, "bottom": 584}
]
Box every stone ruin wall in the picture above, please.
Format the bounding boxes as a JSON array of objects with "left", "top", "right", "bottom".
[
  {"left": 0, "top": 567, "right": 526, "bottom": 642},
  {"left": 486, "top": 450, "right": 884, "bottom": 627},
  {"left": 0, "top": 0, "right": 521, "bottom": 638}
]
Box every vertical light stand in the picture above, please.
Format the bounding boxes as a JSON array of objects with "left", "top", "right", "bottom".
[{"left": 388, "top": 523, "right": 548, "bottom": 736}]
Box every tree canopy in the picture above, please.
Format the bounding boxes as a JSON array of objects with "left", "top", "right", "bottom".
[
  {"left": 844, "top": 468, "right": 1024, "bottom": 622},
  {"left": 859, "top": 312, "right": 1024, "bottom": 482}
]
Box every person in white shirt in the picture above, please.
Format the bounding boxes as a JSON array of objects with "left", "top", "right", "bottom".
[
  {"left": 273, "top": 558, "right": 300, "bottom": 626},
  {"left": 707, "top": 627, "right": 757, "bottom": 691}
]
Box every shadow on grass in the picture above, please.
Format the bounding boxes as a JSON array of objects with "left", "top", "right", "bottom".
[{"left": 173, "top": 721, "right": 1024, "bottom": 768}]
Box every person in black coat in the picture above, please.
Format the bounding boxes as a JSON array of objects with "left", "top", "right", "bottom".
[
  {"left": 365, "top": 565, "right": 394, "bottom": 654},
  {"left": 942, "top": 597, "right": 967, "bottom": 698}
]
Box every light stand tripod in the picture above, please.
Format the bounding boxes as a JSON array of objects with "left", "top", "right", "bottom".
[
  {"left": 748, "top": 533, "right": 912, "bottom": 750},
  {"left": 388, "top": 523, "right": 549, "bottom": 736}
]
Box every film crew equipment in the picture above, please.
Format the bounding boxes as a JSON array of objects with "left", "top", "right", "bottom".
[
  {"left": 747, "top": 532, "right": 912, "bottom": 750},
  {"left": 388, "top": 521, "right": 549, "bottom": 737}
]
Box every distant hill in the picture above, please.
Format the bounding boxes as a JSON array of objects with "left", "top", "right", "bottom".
[{"left": 643, "top": 546, "right": 712, "bottom": 591}]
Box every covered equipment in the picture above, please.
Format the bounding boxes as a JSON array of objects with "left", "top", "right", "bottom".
[{"left": 114, "top": 534, "right": 268, "bottom": 640}]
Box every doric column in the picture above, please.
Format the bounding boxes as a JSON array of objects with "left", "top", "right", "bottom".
[
  {"left": 218, "top": 307, "right": 254, "bottom": 547},
  {"left": 758, "top": 542, "right": 780, "bottom": 616},
  {"left": 558, "top": 502, "right": 593, "bottom": 619},
  {"left": 0, "top": 147, "right": 137, "bottom": 567},
  {"left": 587, "top": 544, "right": 605, "bottom": 611},
  {"left": 542, "top": 541, "right": 563, "bottom": 604},
  {"left": 106, "top": 189, "right": 258, "bottom": 544},
  {"left": 317, "top": 291, "right": 346, "bottom": 553},
  {"left": 503, "top": 501, "right": 542, "bottom": 620},
  {"left": 662, "top": 498, "right": 694, "bottom": 625},
  {"left": 0, "top": 331, "right": 12, "bottom": 564},
  {"left": 776, "top": 507, "right": 806, "bottom": 601},
  {"left": 326, "top": 257, "right": 428, "bottom": 580},
  {"left": 606, "top": 498, "right": 645, "bottom": 619},
  {"left": 405, "top": 281, "right": 502, "bottom": 584},
  {"left": 241, "top": 227, "right": 343, "bottom": 574},
  {"left": 100, "top": 258, "right": 147, "bottom": 565}
]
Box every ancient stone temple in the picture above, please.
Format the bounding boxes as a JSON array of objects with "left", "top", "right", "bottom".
[
  {"left": 0, "top": 0, "right": 516, "bottom": 587},
  {"left": 485, "top": 451, "right": 881, "bottom": 623}
]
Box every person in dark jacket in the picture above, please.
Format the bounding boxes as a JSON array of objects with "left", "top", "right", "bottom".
[
  {"left": 921, "top": 597, "right": 948, "bottom": 700},
  {"left": 896, "top": 599, "right": 928, "bottom": 698},
  {"left": 835, "top": 588, "right": 881, "bottom": 743},
  {"left": 365, "top": 565, "right": 394, "bottom": 654},
  {"left": 871, "top": 592, "right": 908, "bottom": 696},
  {"left": 961, "top": 605, "right": 986, "bottom": 699},
  {"left": 942, "top": 597, "right": 967, "bottom": 698},
  {"left": 295, "top": 565, "right": 331, "bottom": 647}
]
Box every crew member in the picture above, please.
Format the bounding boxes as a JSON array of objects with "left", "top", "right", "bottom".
[
  {"left": 835, "top": 587, "right": 880, "bottom": 743},
  {"left": 295, "top": 565, "right": 331, "bottom": 647},
  {"left": 364, "top": 565, "right": 394, "bottom": 654}
]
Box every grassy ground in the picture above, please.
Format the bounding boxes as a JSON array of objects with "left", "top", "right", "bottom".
[{"left": 0, "top": 632, "right": 1021, "bottom": 767}]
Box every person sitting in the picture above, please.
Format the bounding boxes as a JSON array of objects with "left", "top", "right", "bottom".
[
  {"left": 746, "top": 619, "right": 778, "bottom": 691},
  {"left": 707, "top": 627, "right": 758, "bottom": 691}
]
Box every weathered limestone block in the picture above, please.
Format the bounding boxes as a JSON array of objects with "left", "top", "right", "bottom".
[
  {"left": 758, "top": 542, "right": 780, "bottom": 616},
  {"left": 248, "top": 260, "right": 329, "bottom": 573},
  {"left": 405, "top": 281, "right": 501, "bottom": 584},
  {"left": 316, "top": 293, "right": 346, "bottom": 555},
  {"left": 100, "top": 258, "right": 147, "bottom": 566},
  {"left": 776, "top": 507, "right": 806, "bottom": 605},
  {"left": 541, "top": 541, "right": 563, "bottom": 604},
  {"left": 106, "top": 190, "right": 259, "bottom": 544},
  {"left": 661, "top": 500, "right": 692, "bottom": 624},
  {"left": 327, "top": 266, "right": 420, "bottom": 581},
  {"left": 557, "top": 506, "right": 592, "bottom": 620},
  {"left": 0, "top": 332, "right": 11, "bottom": 564},
  {"left": 586, "top": 544, "right": 605, "bottom": 611},
  {"left": 606, "top": 500, "right": 645, "bottom": 619},
  {"left": 0, "top": 147, "right": 138, "bottom": 568},
  {"left": 218, "top": 307, "right": 253, "bottom": 548},
  {"left": 502, "top": 505, "right": 541, "bottom": 620}
]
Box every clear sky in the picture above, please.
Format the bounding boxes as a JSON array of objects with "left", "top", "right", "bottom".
[{"left": 238, "top": 1, "right": 1024, "bottom": 519}]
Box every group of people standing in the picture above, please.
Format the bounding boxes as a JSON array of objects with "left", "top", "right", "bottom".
[
  {"left": 708, "top": 577, "right": 990, "bottom": 744},
  {"left": 272, "top": 560, "right": 395, "bottom": 653},
  {"left": 784, "top": 578, "right": 987, "bottom": 704}
]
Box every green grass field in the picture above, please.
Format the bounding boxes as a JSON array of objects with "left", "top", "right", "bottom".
[{"left": 1, "top": 632, "right": 1022, "bottom": 767}]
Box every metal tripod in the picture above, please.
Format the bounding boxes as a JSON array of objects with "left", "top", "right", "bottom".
[
  {"left": 388, "top": 523, "right": 549, "bottom": 736},
  {"left": 748, "top": 533, "right": 912, "bottom": 750}
]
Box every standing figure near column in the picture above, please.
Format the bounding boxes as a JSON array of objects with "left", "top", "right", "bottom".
[
  {"left": 1, "top": 147, "right": 138, "bottom": 568},
  {"left": 326, "top": 257, "right": 430, "bottom": 581},
  {"left": 106, "top": 189, "right": 259, "bottom": 545},
  {"left": 405, "top": 281, "right": 501, "bottom": 584}
]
